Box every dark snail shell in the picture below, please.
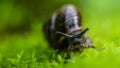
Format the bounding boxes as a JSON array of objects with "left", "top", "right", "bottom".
[{"left": 43, "top": 5, "right": 94, "bottom": 51}]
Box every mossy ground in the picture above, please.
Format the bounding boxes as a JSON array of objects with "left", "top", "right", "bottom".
[{"left": 0, "top": 15, "right": 120, "bottom": 68}]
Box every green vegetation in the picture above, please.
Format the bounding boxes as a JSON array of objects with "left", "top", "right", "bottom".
[{"left": 0, "top": 0, "right": 120, "bottom": 68}]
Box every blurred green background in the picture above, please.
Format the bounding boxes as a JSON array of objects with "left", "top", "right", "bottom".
[{"left": 0, "top": 0, "right": 120, "bottom": 68}]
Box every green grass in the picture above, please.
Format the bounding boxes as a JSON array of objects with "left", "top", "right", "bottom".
[{"left": 0, "top": 15, "right": 120, "bottom": 68}]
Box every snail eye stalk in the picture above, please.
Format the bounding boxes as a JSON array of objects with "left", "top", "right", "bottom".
[
  {"left": 77, "top": 28, "right": 89, "bottom": 38},
  {"left": 57, "top": 28, "right": 89, "bottom": 39},
  {"left": 57, "top": 31, "right": 73, "bottom": 39}
]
